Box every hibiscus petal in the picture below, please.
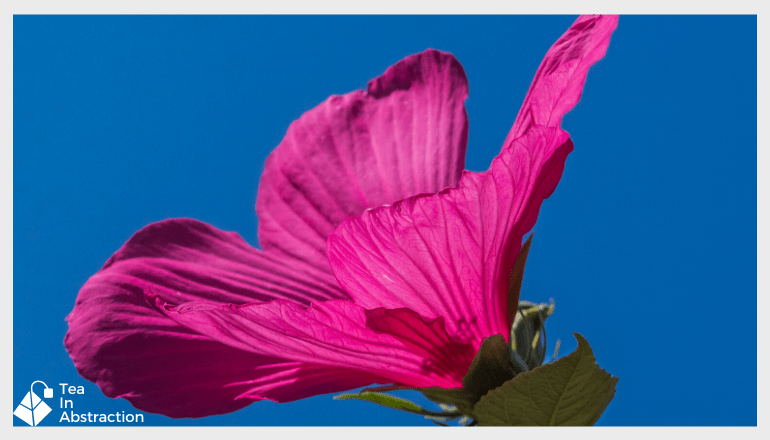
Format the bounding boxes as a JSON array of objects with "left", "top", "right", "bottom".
[
  {"left": 234, "top": 362, "right": 384, "bottom": 403},
  {"left": 256, "top": 49, "right": 469, "bottom": 274},
  {"left": 65, "top": 218, "right": 349, "bottom": 417},
  {"left": 65, "top": 318, "right": 275, "bottom": 418},
  {"left": 327, "top": 15, "right": 618, "bottom": 345},
  {"left": 92, "top": 218, "right": 346, "bottom": 304},
  {"left": 151, "top": 297, "right": 477, "bottom": 390},
  {"left": 328, "top": 127, "right": 572, "bottom": 345},
  {"left": 507, "top": 15, "right": 619, "bottom": 142}
]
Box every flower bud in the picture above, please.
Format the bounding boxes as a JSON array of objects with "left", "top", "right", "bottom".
[{"left": 510, "top": 300, "right": 555, "bottom": 371}]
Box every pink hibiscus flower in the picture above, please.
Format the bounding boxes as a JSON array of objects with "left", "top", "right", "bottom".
[{"left": 65, "top": 15, "right": 618, "bottom": 419}]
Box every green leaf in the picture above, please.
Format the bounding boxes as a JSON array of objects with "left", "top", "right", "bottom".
[
  {"left": 474, "top": 333, "right": 618, "bottom": 426},
  {"left": 334, "top": 391, "right": 456, "bottom": 418},
  {"left": 507, "top": 235, "right": 533, "bottom": 326}
]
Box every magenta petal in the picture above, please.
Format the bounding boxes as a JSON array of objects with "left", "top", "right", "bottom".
[
  {"left": 365, "top": 308, "right": 476, "bottom": 382},
  {"left": 328, "top": 127, "right": 572, "bottom": 345},
  {"left": 327, "top": 15, "right": 618, "bottom": 345},
  {"left": 256, "top": 49, "right": 469, "bottom": 274},
  {"left": 65, "top": 218, "right": 349, "bottom": 417},
  {"left": 235, "top": 362, "right": 385, "bottom": 403},
  {"left": 152, "top": 297, "right": 475, "bottom": 389},
  {"left": 98, "top": 218, "right": 346, "bottom": 304},
  {"left": 507, "top": 15, "right": 619, "bottom": 142}
]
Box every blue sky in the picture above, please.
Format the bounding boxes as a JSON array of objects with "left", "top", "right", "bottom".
[{"left": 14, "top": 15, "right": 756, "bottom": 426}]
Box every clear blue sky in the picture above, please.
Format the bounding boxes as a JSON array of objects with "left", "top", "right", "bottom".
[{"left": 14, "top": 15, "right": 756, "bottom": 426}]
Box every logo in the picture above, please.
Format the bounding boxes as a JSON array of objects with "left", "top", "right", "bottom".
[{"left": 14, "top": 381, "right": 54, "bottom": 426}]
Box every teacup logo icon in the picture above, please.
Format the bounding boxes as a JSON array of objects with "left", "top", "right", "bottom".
[{"left": 14, "top": 381, "right": 54, "bottom": 426}]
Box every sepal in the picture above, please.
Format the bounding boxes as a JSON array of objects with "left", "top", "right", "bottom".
[{"left": 333, "top": 391, "right": 461, "bottom": 419}]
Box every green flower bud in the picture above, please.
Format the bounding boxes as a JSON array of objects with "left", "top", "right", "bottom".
[{"left": 510, "top": 300, "right": 555, "bottom": 371}]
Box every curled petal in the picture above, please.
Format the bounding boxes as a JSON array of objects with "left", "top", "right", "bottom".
[
  {"left": 508, "top": 14, "right": 619, "bottom": 141},
  {"left": 152, "top": 297, "right": 476, "bottom": 390},
  {"left": 257, "top": 49, "right": 469, "bottom": 273},
  {"left": 65, "top": 218, "right": 348, "bottom": 417},
  {"left": 328, "top": 127, "right": 572, "bottom": 346}
]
